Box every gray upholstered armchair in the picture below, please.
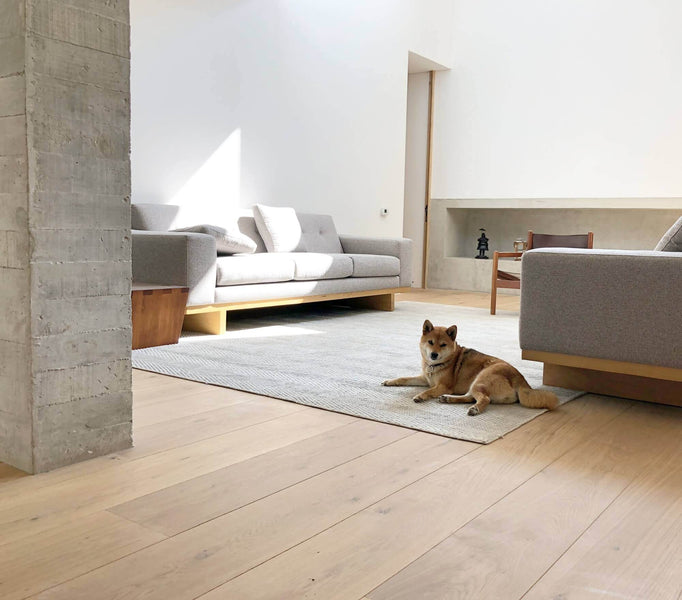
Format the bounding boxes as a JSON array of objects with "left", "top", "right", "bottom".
[{"left": 519, "top": 217, "right": 682, "bottom": 406}]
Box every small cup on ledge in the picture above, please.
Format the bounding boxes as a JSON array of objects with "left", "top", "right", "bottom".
[{"left": 513, "top": 239, "right": 527, "bottom": 259}]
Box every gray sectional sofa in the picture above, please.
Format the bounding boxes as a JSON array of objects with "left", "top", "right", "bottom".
[
  {"left": 519, "top": 217, "right": 682, "bottom": 406},
  {"left": 131, "top": 203, "right": 412, "bottom": 334}
]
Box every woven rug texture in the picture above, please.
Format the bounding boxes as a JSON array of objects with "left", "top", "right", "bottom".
[{"left": 132, "top": 302, "right": 582, "bottom": 443}]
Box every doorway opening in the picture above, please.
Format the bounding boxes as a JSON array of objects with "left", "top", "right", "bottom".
[{"left": 403, "top": 51, "right": 448, "bottom": 288}]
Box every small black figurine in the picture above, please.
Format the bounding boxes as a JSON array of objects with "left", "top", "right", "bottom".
[{"left": 475, "top": 228, "right": 489, "bottom": 259}]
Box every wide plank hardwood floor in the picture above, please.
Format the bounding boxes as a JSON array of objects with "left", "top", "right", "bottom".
[{"left": 1, "top": 289, "right": 680, "bottom": 600}]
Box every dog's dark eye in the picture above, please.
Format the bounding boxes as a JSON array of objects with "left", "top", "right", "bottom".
[
  {"left": 440, "top": 343, "right": 447, "bottom": 348},
  {"left": 428, "top": 340, "right": 434, "bottom": 345}
]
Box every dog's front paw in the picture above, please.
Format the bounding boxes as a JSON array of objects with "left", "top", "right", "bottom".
[
  {"left": 438, "top": 395, "right": 449, "bottom": 403},
  {"left": 413, "top": 394, "right": 427, "bottom": 403},
  {"left": 467, "top": 405, "right": 480, "bottom": 416},
  {"left": 381, "top": 380, "right": 395, "bottom": 387}
]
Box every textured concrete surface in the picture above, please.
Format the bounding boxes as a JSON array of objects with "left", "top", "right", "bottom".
[
  {"left": 427, "top": 199, "right": 682, "bottom": 292},
  {"left": 0, "top": 0, "right": 132, "bottom": 473},
  {"left": 0, "top": 0, "right": 32, "bottom": 472}
]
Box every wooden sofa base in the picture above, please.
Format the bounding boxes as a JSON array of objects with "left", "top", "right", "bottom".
[
  {"left": 182, "top": 288, "right": 409, "bottom": 335},
  {"left": 522, "top": 350, "right": 682, "bottom": 407}
]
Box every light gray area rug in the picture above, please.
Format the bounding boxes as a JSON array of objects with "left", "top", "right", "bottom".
[{"left": 132, "top": 302, "right": 582, "bottom": 443}]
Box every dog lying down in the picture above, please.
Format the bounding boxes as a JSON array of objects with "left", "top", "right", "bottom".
[{"left": 382, "top": 319, "right": 559, "bottom": 416}]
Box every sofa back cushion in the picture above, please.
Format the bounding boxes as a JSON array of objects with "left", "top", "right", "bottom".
[
  {"left": 298, "top": 214, "right": 344, "bottom": 253},
  {"left": 253, "top": 205, "right": 304, "bottom": 252},
  {"left": 253, "top": 205, "right": 343, "bottom": 253},
  {"left": 133, "top": 203, "right": 343, "bottom": 255},
  {"left": 132, "top": 203, "right": 268, "bottom": 252},
  {"left": 655, "top": 216, "right": 682, "bottom": 252},
  {"left": 131, "top": 203, "right": 180, "bottom": 231}
]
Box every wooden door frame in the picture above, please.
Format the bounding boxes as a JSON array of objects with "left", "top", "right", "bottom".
[{"left": 421, "top": 70, "right": 435, "bottom": 289}]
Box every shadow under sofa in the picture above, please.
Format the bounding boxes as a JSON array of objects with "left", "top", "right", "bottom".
[{"left": 131, "top": 203, "right": 413, "bottom": 335}]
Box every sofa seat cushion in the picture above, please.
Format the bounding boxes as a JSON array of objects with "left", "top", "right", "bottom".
[
  {"left": 286, "top": 253, "right": 353, "bottom": 281},
  {"left": 346, "top": 254, "right": 401, "bottom": 277},
  {"left": 216, "top": 253, "right": 295, "bottom": 286}
]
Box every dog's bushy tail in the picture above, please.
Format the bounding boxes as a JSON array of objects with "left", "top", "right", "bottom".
[{"left": 518, "top": 386, "right": 559, "bottom": 410}]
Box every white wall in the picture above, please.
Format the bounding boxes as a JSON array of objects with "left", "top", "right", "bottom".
[
  {"left": 131, "top": 0, "right": 454, "bottom": 236},
  {"left": 432, "top": 0, "right": 682, "bottom": 199}
]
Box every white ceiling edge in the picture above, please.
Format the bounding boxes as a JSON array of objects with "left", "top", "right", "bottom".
[{"left": 408, "top": 51, "right": 449, "bottom": 73}]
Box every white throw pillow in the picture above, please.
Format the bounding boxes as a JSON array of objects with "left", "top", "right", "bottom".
[
  {"left": 172, "top": 224, "right": 257, "bottom": 255},
  {"left": 253, "top": 204, "right": 304, "bottom": 252}
]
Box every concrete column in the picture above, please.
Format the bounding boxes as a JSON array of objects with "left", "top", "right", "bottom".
[{"left": 0, "top": 0, "right": 132, "bottom": 473}]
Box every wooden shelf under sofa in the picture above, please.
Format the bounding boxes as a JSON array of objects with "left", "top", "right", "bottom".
[
  {"left": 522, "top": 350, "right": 682, "bottom": 407},
  {"left": 182, "top": 287, "right": 411, "bottom": 335}
]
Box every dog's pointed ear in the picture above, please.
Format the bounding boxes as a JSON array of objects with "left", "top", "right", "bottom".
[
  {"left": 446, "top": 325, "right": 458, "bottom": 341},
  {"left": 423, "top": 320, "right": 434, "bottom": 334}
]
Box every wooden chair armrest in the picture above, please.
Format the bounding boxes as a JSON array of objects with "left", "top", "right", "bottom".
[{"left": 493, "top": 251, "right": 523, "bottom": 259}]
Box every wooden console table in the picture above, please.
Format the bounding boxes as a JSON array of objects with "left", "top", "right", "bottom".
[{"left": 131, "top": 284, "right": 189, "bottom": 349}]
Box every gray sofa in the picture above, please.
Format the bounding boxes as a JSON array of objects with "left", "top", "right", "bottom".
[
  {"left": 131, "top": 203, "right": 412, "bottom": 334},
  {"left": 519, "top": 243, "right": 682, "bottom": 406}
]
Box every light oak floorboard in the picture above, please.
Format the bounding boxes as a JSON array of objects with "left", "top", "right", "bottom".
[
  {"left": 129, "top": 396, "right": 308, "bottom": 458},
  {"left": 111, "top": 419, "right": 417, "bottom": 536},
  {"left": 0, "top": 454, "right": 133, "bottom": 503},
  {"left": 0, "top": 394, "right": 310, "bottom": 518},
  {"left": 132, "top": 371, "right": 215, "bottom": 404},
  {"left": 132, "top": 386, "right": 258, "bottom": 428},
  {"left": 367, "top": 402, "right": 682, "bottom": 600},
  {"left": 523, "top": 407, "right": 682, "bottom": 600},
  {"left": 0, "top": 410, "right": 354, "bottom": 547},
  {"left": 0, "top": 392, "right": 303, "bottom": 500},
  {"left": 0, "top": 462, "right": 28, "bottom": 483},
  {"left": 191, "top": 396, "right": 632, "bottom": 600},
  {"left": 0, "top": 512, "right": 166, "bottom": 600},
  {"left": 399, "top": 288, "right": 520, "bottom": 311},
  {"left": 133, "top": 372, "right": 262, "bottom": 409},
  {"left": 0, "top": 293, "right": 678, "bottom": 600},
  {"left": 33, "top": 433, "right": 474, "bottom": 600}
]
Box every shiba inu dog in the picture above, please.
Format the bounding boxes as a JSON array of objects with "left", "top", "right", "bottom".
[{"left": 382, "top": 319, "right": 559, "bottom": 416}]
